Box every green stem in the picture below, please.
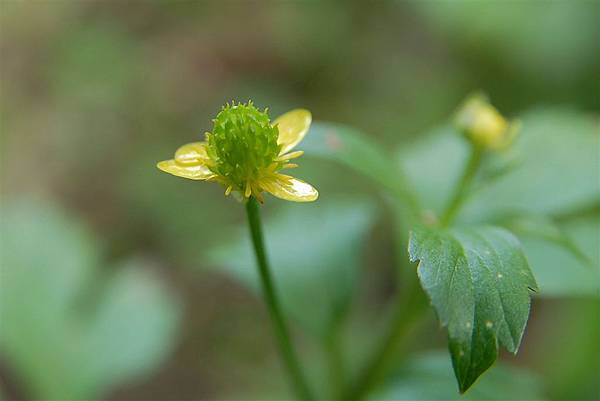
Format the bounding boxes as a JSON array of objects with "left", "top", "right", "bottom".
[
  {"left": 343, "top": 284, "right": 427, "bottom": 401},
  {"left": 339, "top": 171, "right": 427, "bottom": 401},
  {"left": 440, "top": 145, "right": 484, "bottom": 227},
  {"left": 325, "top": 317, "right": 345, "bottom": 401},
  {"left": 245, "top": 198, "right": 315, "bottom": 401},
  {"left": 344, "top": 144, "right": 485, "bottom": 400}
]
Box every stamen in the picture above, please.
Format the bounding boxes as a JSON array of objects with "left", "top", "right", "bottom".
[
  {"left": 277, "top": 150, "right": 304, "bottom": 161},
  {"left": 252, "top": 184, "right": 264, "bottom": 203}
]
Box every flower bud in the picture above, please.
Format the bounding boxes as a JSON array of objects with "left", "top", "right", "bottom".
[{"left": 455, "top": 94, "right": 520, "bottom": 150}]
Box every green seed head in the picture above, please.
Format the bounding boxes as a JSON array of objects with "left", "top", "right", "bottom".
[{"left": 206, "top": 102, "right": 281, "bottom": 190}]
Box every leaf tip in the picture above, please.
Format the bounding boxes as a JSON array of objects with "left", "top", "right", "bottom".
[{"left": 457, "top": 373, "right": 479, "bottom": 395}]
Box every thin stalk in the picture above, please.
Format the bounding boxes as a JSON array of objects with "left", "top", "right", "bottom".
[
  {"left": 245, "top": 198, "right": 315, "bottom": 401},
  {"left": 343, "top": 284, "right": 427, "bottom": 401},
  {"left": 325, "top": 317, "right": 345, "bottom": 401},
  {"left": 440, "top": 145, "right": 484, "bottom": 227},
  {"left": 338, "top": 171, "right": 428, "bottom": 401},
  {"left": 345, "top": 143, "right": 485, "bottom": 400}
]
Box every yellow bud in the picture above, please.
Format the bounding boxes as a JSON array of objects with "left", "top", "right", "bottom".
[{"left": 455, "top": 94, "right": 519, "bottom": 150}]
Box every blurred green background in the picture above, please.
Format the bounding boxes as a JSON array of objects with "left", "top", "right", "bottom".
[{"left": 1, "top": 1, "right": 598, "bottom": 400}]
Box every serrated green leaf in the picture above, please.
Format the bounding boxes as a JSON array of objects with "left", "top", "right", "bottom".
[
  {"left": 400, "top": 109, "right": 598, "bottom": 298},
  {"left": 0, "top": 201, "right": 181, "bottom": 400},
  {"left": 408, "top": 225, "right": 537, "bottom": 393},
  {"left": 371, "top": 351, "right": 544, "bottom": 401},
  {"left": 207, "top": 199, "right": 376, "bottom": 338}
]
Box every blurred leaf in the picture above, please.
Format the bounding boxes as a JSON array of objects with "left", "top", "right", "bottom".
[
  {"left": 534, "top": 299, "right": 600, "bottom": 400},
  {"left": 519, "top": 213, "right": 599, "bottom": 298},
  {"left": 303, "top": 122, "right": 414, "bottom": 202},
  {"left": 475, "top": 149, "right": 523, "bottom": 191},
  {"left": 501, "top": 214, "right": 592, "bottom": 267},
  {"left": 371, "top": 351, "right": 544, "bottom": 401},
  {"left": 207, "top": 199, "right": 376, "bottom": 338},
  {"left": 399, "top": 109, "right": 599, "bottom": 220},
  {"left": 465, "top": 110, "right": 599, "bottom": 221},
  {"left": 83, "top": 261, "right": 180, "bottom": 392},
  {"left": 399, "top": 125, "right": 467, "bottom": 215},
  {"left": 121, "top": 140, "right": 241, "bottom": 266},
  {"left": 409, "top": 225, "right": 537, "bottom": 393},
  {"left": 52, "top": 24, "right": 136, "bottom": 104},
  {"left": 412, "top": 1, "right": 599, "bottom": 83},
  {"left": 0, "top": 200, "right": 180, "bottom": 400}
]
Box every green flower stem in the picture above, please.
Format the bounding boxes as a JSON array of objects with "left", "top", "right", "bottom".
[
  {"left": 440, "top": 144, "right": 484, "bottom": 227},
  {"left": 343, "top": 283, "right": 428, "bottom": 401},
  {"left": 245, "top": 198, "right": 315, "bottom": 401}
]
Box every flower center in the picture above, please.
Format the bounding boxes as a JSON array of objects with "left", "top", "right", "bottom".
[{"left": 206, "top": 102, "right": 281, "bottom": 190}]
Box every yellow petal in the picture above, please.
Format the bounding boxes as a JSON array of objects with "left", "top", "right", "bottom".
[
  {"left": 273, "top": 109, "right": 312, "bottom": 154},
  {"left": 157, "top": 160, "right": 215, "bottom": 180},
  {"left": 261, "top": 174, "right": 318, "bottom": 202},
  {"left": 174, "top": 142, "right": 209, "bottom": 165}
]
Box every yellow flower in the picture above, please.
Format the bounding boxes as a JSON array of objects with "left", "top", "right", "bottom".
[
  {"left": 157, "top": 102, "right": 318, "bottom": 203},
  {"left": 455, "top": 94, "right": 520, "bottom": 150}
]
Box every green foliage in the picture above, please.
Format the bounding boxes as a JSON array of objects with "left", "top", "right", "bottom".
[
  {"left": 399, "top": 109, "right": 599, "bottom": 298},
  {"left": 52, "top": 24, "right": 136, "bottom": 105},
  {"left": 412, "top": 1, "right": 599, "bottom": 82},
  {"left": 0, "top": 201, "right": 181, "bottom": 400},
  {"left": 2, "top": 2, "right": 598, "bottom": 399},
  {"left": 534, "top": 299, "right": 600, "bottom": 400},
  {"left": 400, "top": 109, "right": 599, "bottom": 220},
  {"left": 302, "top": 122, "right": 413, "bottom": 202},
  {"left": 122, "top": 140, "right": 240, "bottom": 265},
  {"left": 372, "top": 351, "right": 544, "bottom": 401},
  {"left": 408, "top": 225, "right": 537, "bottom": 393},
  {"left": 501, "top": 214, "right": 592, "bottom": 267},
  {"left": 465, "top": 110, "right": 598, "bottom": 220},
  {"left": 207, "top": 199, "right": 375, "bottom": 338},
  {"left": 518, "top": 214, "right": 599, "bottom": 297},
  {"left": 306, "top": 111, "right": 598, "bottom": 299},
  {"left": 301, "top": 109, "right": 598, "bottom": 393}
]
